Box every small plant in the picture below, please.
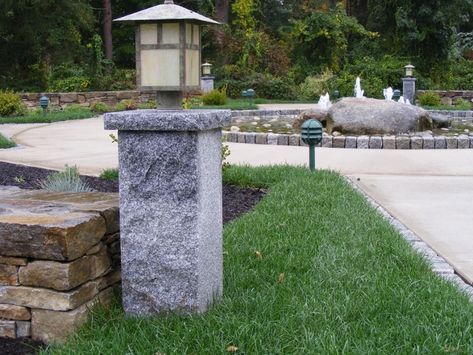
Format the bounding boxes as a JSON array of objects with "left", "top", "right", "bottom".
[
  {"left": 0, "top": 133, "right": 15, "bottom": 149},
  {"left": 137, "top": 100, "right": 156, "bottom": 109},
  {"left": 100, "top": 168, "right": 119, "bottom": 182},
  {"left": 116, "top": 99, "right": 137, "bottom": 111},
  {"left": 91, "top": 102, "right": 113, "bottom": 113},
  {"left": 453, "top": 98, "right": 472, "bottom": 110},
  {"left": 109, "top": 134, "right": 118, "bottom": 143},
  {"left": 419, "top": 92, "right": 442, "bottom": 107},
  {"left": 13, "top": 176, "right": 25, "bottom": 184},
  {"left": 203, "top": 88, "right": 228, "bottom": 106},
  {"left": 0, "top": 90, "right": 27, "bottom": 116},
  {"left": 39, "top": 165, "right": 94, "bottom": 192},
  {"left": 222, "top": 139, "right": 231, "bottom": 171}
]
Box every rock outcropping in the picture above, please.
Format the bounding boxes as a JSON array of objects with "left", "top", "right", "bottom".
[{"left": 327, "top": 98, "right": 432, "bottom": 135}]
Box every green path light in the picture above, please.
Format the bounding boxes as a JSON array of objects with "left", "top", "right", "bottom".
[
  {"left": 39, "top": 96, "right": 49, "bottom": 115},
  {"left": 301, "top": 119, "right": 323, "bottom": 172}
]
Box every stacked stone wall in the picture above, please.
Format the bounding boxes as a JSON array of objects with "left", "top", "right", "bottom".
[{"left": 0, "top": 187, "right": 120, "bottom": 343}]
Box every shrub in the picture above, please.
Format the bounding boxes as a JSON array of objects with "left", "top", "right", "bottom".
[
  {"left": 116, "top": 99, "right": 137, "bottom": 111},
  {"left": 0, "top": 90, "right": 27, "bottom": 116},
  {"left": 203, "top": 88, "right": 228, "bottom": 106},
  {"left": 419, "top": 92, "right": 442, "bottom": 107},
  {"left": 39, "top": 165, "right": 94, "bottom": 192},
  {"left": 299, "top": 70, "right": 334, "bottom": 101},
  {"left": 0, "top": 133, "right": 15, "bottom": 149},
  {"left": 137, "top": 100, "right": 157, "bottom": 109},
  {"left": 453, "top": 98, "right": 472, "bottom": 110},
  {"left": 91, "top": 102, "right": 113, "bottom": 113},
  {"left": 100, "top": 168, "right": 119, "bottom": 182}
]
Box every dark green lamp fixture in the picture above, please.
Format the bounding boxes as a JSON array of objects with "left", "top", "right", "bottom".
[
  {"left": 242, "top": 89, "right": 256, "bottom": 106},
  {"left": 301, "top": 119, "right": 323, "bottom": 171},
  {"left": 333, "top": 90, "right": 340, "bottom": 100},
  {"left": 393, "top": 89, "right": 401, "bottom": 102},
  {"left": 39, "top": 96, "right": 49, "bottom": 115}
]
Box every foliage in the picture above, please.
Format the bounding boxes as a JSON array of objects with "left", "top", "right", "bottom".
[
  {"left": 453, "top": 99, "right": 472, "bottom": 110},
  {"left": 0, "top": 90, "right": 26, "bottom": 116},
  {"left": 137, "top": 100, "right": 156, "bottom": 109},
  {"left": 222, "top": 140, "right": 231, "bottom": 171},
  {"left": 0, "top": 106, "right": 95, "bottom": 124},
  {"left": 39, "top": 165, "right": 94, "bottom": 192},
  {"left": 299, "top": 69, "right": 334, "bottom": 101},
  {"left": 115, "top": 99, "right": 137, "bottom": 111},
  {"left": 90, "top": 102, "right": 113, "bottom": 114},
  {"left": 419, "top": 92, "right": 442, "bottom": 107},
  {"left": 99, "top": 168, "right": 119, "bottom": 182},
  {"left": 427, "top": 59, "right": 473, "bottom": 90},
  {"left": 48, "top": 166, "right": 473, "bottom": 354},
  {"left": 0, "top": 133, "right": 15, "bottom": 149},
  {"left": 202, "top": 88, "right": 228, "bottom": 106}
]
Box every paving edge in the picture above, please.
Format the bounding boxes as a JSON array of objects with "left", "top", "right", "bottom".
[
  {"left": 223, "top": 131, "right": 473, "bottom": 149},
  {"left": 344, "top": 176, "right": 473, "bottom": 302}
]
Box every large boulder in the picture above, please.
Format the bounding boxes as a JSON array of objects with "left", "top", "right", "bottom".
[
  {"left": 293, "top": 108, "right": 328, "bottom": 130},
  {"left": 327, "top": 98, "right": 432, "bottom": 135}
]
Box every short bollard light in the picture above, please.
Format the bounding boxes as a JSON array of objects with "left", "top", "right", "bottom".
[
  {"left": 39, "top": 96, "right": 49, "bottom": 115},
  {"left": 242, "top": 89, "right": 255, "bottom": 105},
  {"left": 333, "top": 90, "right": 340, "bottom": 100},
  {"left": 393, "top": 89, "right": 401, "bottom": 102},
  {"left": 301, "top": 119, "right": 323, "bottom": 172}
]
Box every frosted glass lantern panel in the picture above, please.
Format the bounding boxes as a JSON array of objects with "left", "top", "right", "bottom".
[
  {"left": 140, "top": 24, "right": 158, "bottom": 45},
  {"left": 141, "top": 49, "right": 180, "bottom": 87},
  {"left": 193, "top": 25, "right": 200, "bottom": 45},
  {"left": 162, "top": 23, "right": 180, "bottom": 44},
  {"left": 186, "top": 50, "right": 200, "bottom": 86},
  {"left": 186, "top": 24, "right": 192, "bottom": 45}
]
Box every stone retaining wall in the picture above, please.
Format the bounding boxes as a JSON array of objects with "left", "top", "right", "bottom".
[
  {"left": 0, "top": 187, "right": 120, "bottom": 343},
  {"left": 223, "top": 131, "right": 473, "bottom": 149},
  {"left": 20, "top": 90, "right": 156, "bottom": 108},
  {"left": 417, "top": 90, "right": 473, "bottom": 105}
]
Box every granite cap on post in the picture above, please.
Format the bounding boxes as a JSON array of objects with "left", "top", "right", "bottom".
[{"left": 104, "top": 110, "right": 232, "bottom": 131}]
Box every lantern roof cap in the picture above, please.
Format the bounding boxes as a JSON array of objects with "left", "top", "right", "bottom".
[{"left": 114, "top": 1, "right": 220, "bottom": 25}]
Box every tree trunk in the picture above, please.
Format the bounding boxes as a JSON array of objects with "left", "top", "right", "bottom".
[
  {"left": 216, "top": 0, "right": 230, "bottom": 24},
  {"left": 103, "top": 0, "right": 113, "bottom": 60}
]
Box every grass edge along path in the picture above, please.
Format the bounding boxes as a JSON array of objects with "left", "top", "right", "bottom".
[
  {"left": 47, "top": 166, "right": 473, "bottom": 354},
  {"left": 0, "top": 107, "right": 96, "bottom": 124},
  {"left": 0, "top": 132, "right": 15, "bottom": 148}
]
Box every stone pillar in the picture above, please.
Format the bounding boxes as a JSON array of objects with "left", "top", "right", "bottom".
[
  {"left": 201, "top": 76, "right": 215, "bottom": 94},
  {"left": 104, "top": 110, "right": 231, "bottom": 315},
  {"left": 402, "top": 77, "right": 416, "bottom": 104}
]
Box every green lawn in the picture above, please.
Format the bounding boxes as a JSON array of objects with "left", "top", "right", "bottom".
[
  {"left": 47, "top": 166, "right": 473, "bottom": 354},
  {"left": 0, "top": 106, "right": 96, "bottom": 124},
  {"left": 193, "top": 98, "right": 315, "bottom": 111},
  {"left": 0, "top": 133, "right": 15, "bottom": 148}
]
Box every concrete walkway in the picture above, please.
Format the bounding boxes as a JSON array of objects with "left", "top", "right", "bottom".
[{"left": 0, "top": 117, "right": 472, "bottom": 285}]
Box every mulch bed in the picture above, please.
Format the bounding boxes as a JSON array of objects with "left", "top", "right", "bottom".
[{"left": 0, "top": 161, "right": 265, "bottom": 354}]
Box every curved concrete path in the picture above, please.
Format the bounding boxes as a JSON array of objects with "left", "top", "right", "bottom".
[{"left": 1, "top": 117, "right": 472, "bottom": 285}]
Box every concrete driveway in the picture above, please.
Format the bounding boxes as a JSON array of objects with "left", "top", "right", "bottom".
[{"left": 0, "top": 117, "right": 472, "bottom": 284}]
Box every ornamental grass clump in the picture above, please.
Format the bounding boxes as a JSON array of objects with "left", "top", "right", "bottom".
[
  {"left": 39, "top": 165, "right": 94, "bottom": 192},
  {"left": 0, "top": 133, "right": 15, "bottom": 149},
  {"left": 0, "top": 90, "right": 27, "bottom": 116}
]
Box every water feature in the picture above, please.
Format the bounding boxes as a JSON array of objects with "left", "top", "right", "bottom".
[
  {"left": 318, "top": 93, "right": 332, "bottom": 110},
  {"left": 383, "top": 87, "right": 394, "bottom": 101},
  {"left": 354, "top": 77, "right": 365, "bottom": 98}
]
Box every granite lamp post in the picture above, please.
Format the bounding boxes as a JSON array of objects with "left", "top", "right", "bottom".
[
  {"left": 402, "top": 64, "right": 416, "bottom": 104},
  {"left": 115, "top": 0, "right": 219, "bottom": 109},
  {"left": 106, "top": 1, "right": 229, "bottom": 316},
  {"left": 201, "top": 62, "right": 215, "bottom": 94}
]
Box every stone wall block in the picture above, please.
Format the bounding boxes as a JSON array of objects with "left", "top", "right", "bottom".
[
  {"left": 446, "top": 136, "right": 458, "bottom": 149},
  {"left": 16, "top": 321, "right": 31, "bottom": 338},
  {"left": 322, "top": 136, "right": 333, "bottom": 148},
  {"left": 277, "top": 135, "right": 289, "bottom": 146},
  {"left": 383, "top": 136, "right": 396, "bottom": 149},
  {"left": 0, "top": 304, "right": 31, "bottom": 320},
  {"left": 245, "top": 133, "right": 256, "bottom": 144},
  {"left": 267, "top": 133, "right": 279, "bottom": 145},
  {"left": 59, "top": 93, "right": 78, "bottom": 104},
  {"left": 19, "top": 246, "right": 110, "bottom": 291},
  {"left": 237, "top": 133, "right": 246, "bottom": 143},
  {"left": 458, "top": 135, "right": 469, "bottom": 148},
  {"left": 0, "top": 320, "right": 16, "bottom": 338},
  {"left": 0, "top": 281, "right": 100, "bottom": 311},
  {"left": 289, "top": 135, "right": 300, "bottom": 146},
  {"left": 410, "top": 136, "right": 423, "bottom": 150},
  {"left": 0, "top": 264, "right": 18, "bottom": 285},
  {"left": 423, "top": 136, "right": 435, "bottom": 149},
  {"left": 396, "top": 136, "right": 410, "bottom": 149},
  {"left": 434, "top": 136, "right": 447, "bottom": 149},
  {"left": 32, "top": 287, "right": 115, "bottom": 344},
  {"left": 357, "top": 136, "right": 369, "bottom": 149},
  {"left": 345, "top": 136, "right": 357, "bottom": 149},
  {"left": 255, "top": 134, "right": 268, "bottom": 144},
  {"left": 332, "top": 136, "right": 346, "bottom": 148},
  {"left": 369, "top": 136, "right": 383, "bottom": 149}
]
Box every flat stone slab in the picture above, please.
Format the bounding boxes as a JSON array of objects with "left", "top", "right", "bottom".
[
  {"left": 104, "top": 109, "right": 232, "bottom": 131},
  {"left": 0, "top": 189, "right": 118, "bottom": 261}
]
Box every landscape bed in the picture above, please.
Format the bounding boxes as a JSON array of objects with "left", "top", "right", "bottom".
[{"left": 38, "top": 165, "right": 473, "bottom": 354}]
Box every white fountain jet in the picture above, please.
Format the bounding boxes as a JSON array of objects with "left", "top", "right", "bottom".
[
  {"left": 354, "top": 77, "right": 364, "bottom": 98},
  {"left": 317, "top": 92, "right": 332, "bottom": 110},
  {"left": 383, "top": 87, "right": 394, "bottom": 101}
]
